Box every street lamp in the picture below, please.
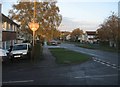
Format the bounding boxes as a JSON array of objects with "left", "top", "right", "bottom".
[{"left": 28, "top": 0, "right": 39, "bottom": 46}]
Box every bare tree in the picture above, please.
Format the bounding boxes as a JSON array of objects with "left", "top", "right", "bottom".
[{"left": 97, "top": 13, "right": 119, "bottom": 47}]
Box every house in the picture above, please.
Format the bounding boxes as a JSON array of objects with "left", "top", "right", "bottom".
[
  {"left": 0, "top": 3, "right": 2, "bottom": 48},
  {"left": 60, "top": 31, "right": 71, "bottom": 41},
  {"left": 1, "top": 14, "right": 20, "bottom": 50},
  {"left": 66, "top": 34, "right": 71, "bottom": 40},
  {"left": 78, "top": 34, "right": 86, "bottom": 43},
  {"left": 84, "top": 31, "right": 97, "bottom": 44}
]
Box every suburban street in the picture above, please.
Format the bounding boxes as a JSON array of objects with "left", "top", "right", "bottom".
[
  {"left": 2, "top": 43, "right": 119, "bottom": 85},
  {"left": 1, "top": 0, "right": 119, "bottom": 86}
]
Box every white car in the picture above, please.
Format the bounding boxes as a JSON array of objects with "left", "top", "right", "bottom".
[
  {"left": 0, "top": 49, "right": 9, "bottom": 62},
  {"left": 49, "top": 40, "right": 58, "bottom": 45},
  {"left": 8, "top": 43, "right": 32, "bottom": 60}
]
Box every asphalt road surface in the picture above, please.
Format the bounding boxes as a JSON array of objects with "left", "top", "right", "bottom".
[{"left": 2, "top": 44, "right": 119, "bottom": 85}]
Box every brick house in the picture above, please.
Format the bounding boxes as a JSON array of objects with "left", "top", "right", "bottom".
[{"left": 1, "top": 13, "right": 20, "bottom": 50}]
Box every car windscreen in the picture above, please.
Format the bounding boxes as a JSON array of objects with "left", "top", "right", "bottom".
[{"left": 12, "top": 44, "right": 27, "bottom": 50}]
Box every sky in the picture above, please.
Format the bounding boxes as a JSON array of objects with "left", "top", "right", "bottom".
[{"left": 0, "top": 0, "right": 119, "bottom": 32}]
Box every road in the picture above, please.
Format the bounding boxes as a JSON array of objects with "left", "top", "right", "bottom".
[{"left": 2, "top": 44, "right": 119, "bottom": 85}]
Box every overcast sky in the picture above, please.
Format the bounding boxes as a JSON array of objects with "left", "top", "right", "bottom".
[{"left": 1, "top": 0, "right": 119, "bottom": 32}]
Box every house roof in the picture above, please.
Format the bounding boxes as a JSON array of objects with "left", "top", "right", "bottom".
[
  {"left": 86, "top": 31, "right": 96, "bottom": 35},
  {"left": 2, "top": 13, "right": 20, "bottom": 27}
]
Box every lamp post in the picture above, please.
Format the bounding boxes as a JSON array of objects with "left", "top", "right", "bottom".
[{"left": 28, "top": 0, "right": 39, "bottom": 46}]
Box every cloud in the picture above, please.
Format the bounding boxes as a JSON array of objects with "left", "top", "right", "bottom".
[{"left": 58, "top": 17, "right": 100, "bottom": 32}]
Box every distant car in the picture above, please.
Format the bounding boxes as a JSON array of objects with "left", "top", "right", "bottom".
[
  {"left": 50, "top": 40, "right": 58, "bottom": 45},
  {"left": 57, "top": 40, "right": 61, "bottom": 44},
  {"left": 0, "top": 49, "right": 9, "bottom": 62},
  {"left": 8, "top": 43, "right": 32, "bottom": 60}
]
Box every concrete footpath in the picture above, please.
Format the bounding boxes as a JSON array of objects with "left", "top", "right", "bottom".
[{"left": 39, "top": 45, "right": 57, "bottom": 67}]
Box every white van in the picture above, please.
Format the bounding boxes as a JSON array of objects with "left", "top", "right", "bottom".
[{"left": 8, "top": 43, "right": 32, "bottom": 60}]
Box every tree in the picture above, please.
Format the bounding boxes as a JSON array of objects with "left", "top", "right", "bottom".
[
  {"left": 117, "top": 17, "right": 120, "bottom": 49},
  {"left": 8, "top": 0, "right": 62, "bottom": 41},
  {"left": 70, "top": 28, "right": 83, "bottom": 42},
  {"left": 97, "top": 13, "right": 119, "bottom": 47}
]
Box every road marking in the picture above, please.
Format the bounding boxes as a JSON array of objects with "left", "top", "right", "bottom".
[
  {"left": 74, "top": 74, "right": 118, "bottom": 79},
  {"left": 112, "top": 66, "right": 117, "bottom": 69},
  {"left": 106, "top": 62, "right": 110, "bottom": 64},
  {"left": 3, "top": 80, "right": 34, "bottom": 84},
  {"left": 92, "top": 57, "right": 119, "bottom": 70},
  {"left": 112, "top": 64, "right": 116, "bottom": 66},
  {"left": 95, "top": 60, "right": 101, "bottom": 63},
  {"left": 101, "top": 62, "right": 105, "bottom": 64},
  {"left": 106, "top": 64, "right": 111, "bottom": 66},
  {"left": 93, "top": 59, "right": 97, "bottom": 61}
]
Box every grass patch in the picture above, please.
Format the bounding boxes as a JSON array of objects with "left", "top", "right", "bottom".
[
  {"left": 76, "top": 43, "right": 118, "bottom": 52},
  {"left": 64, "top": 41, "right": 118, "bottom": 52},
  {"left": 49, "top": 48, "right": 91, "bottom": 64},
  {"left": 76, "top": 44, "right": 98, "bottom": 49}
]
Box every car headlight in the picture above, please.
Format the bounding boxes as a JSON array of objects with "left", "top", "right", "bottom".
[{"left": 23, "top": 52, "right": 27, "bottom": 55}]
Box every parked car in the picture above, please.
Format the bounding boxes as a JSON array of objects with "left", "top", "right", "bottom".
[
  {"left": 0, "top": 49, "right": 9, "bottom": 62},
  {"left": 8, "top": 43, "right": 32, "bottom": 60},
  {"left": 49, "top": 40, "right": 58, "bottom": 45},
  {"left": 57, "top": 40, "right": 61, "bottom": 44}
]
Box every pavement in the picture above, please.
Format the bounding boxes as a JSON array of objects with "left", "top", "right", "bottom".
[
  {"left": 2, "top": 44, "right": 119, "bottom": 85},
  {"left": 36, "top": 45, "right": 58, "bottom": 67}
]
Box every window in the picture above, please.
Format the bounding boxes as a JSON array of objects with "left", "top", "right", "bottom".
[
  {"left": 13, "top": 44, "right": 27, "bottom": 50},
  {"left": 2, "top": 22, "right": 7, "bottom": 30}
]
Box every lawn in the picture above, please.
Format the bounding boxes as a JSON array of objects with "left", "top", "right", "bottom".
[
  {"left": 49, "top": 48, "right": 91, "bottom": 64},
  {"left": 65, "top": 41, "right": 120, "bottom": 52},
  {"left": 76, "top": 43, "right": 118, "bottom": 52},
  {"left": 65, "top": 41, "right": 118, "bottom": 52}
]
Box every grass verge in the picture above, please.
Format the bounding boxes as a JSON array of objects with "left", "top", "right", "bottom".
[
  {"left": 76, "top": 44, "right": 118, "bottom": 52},
  {"left": 49, "top": 48, "right": 91, "bottom": 64},
  {"left": 64, "top": 41, "right": 118, "bottom": 52}
]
